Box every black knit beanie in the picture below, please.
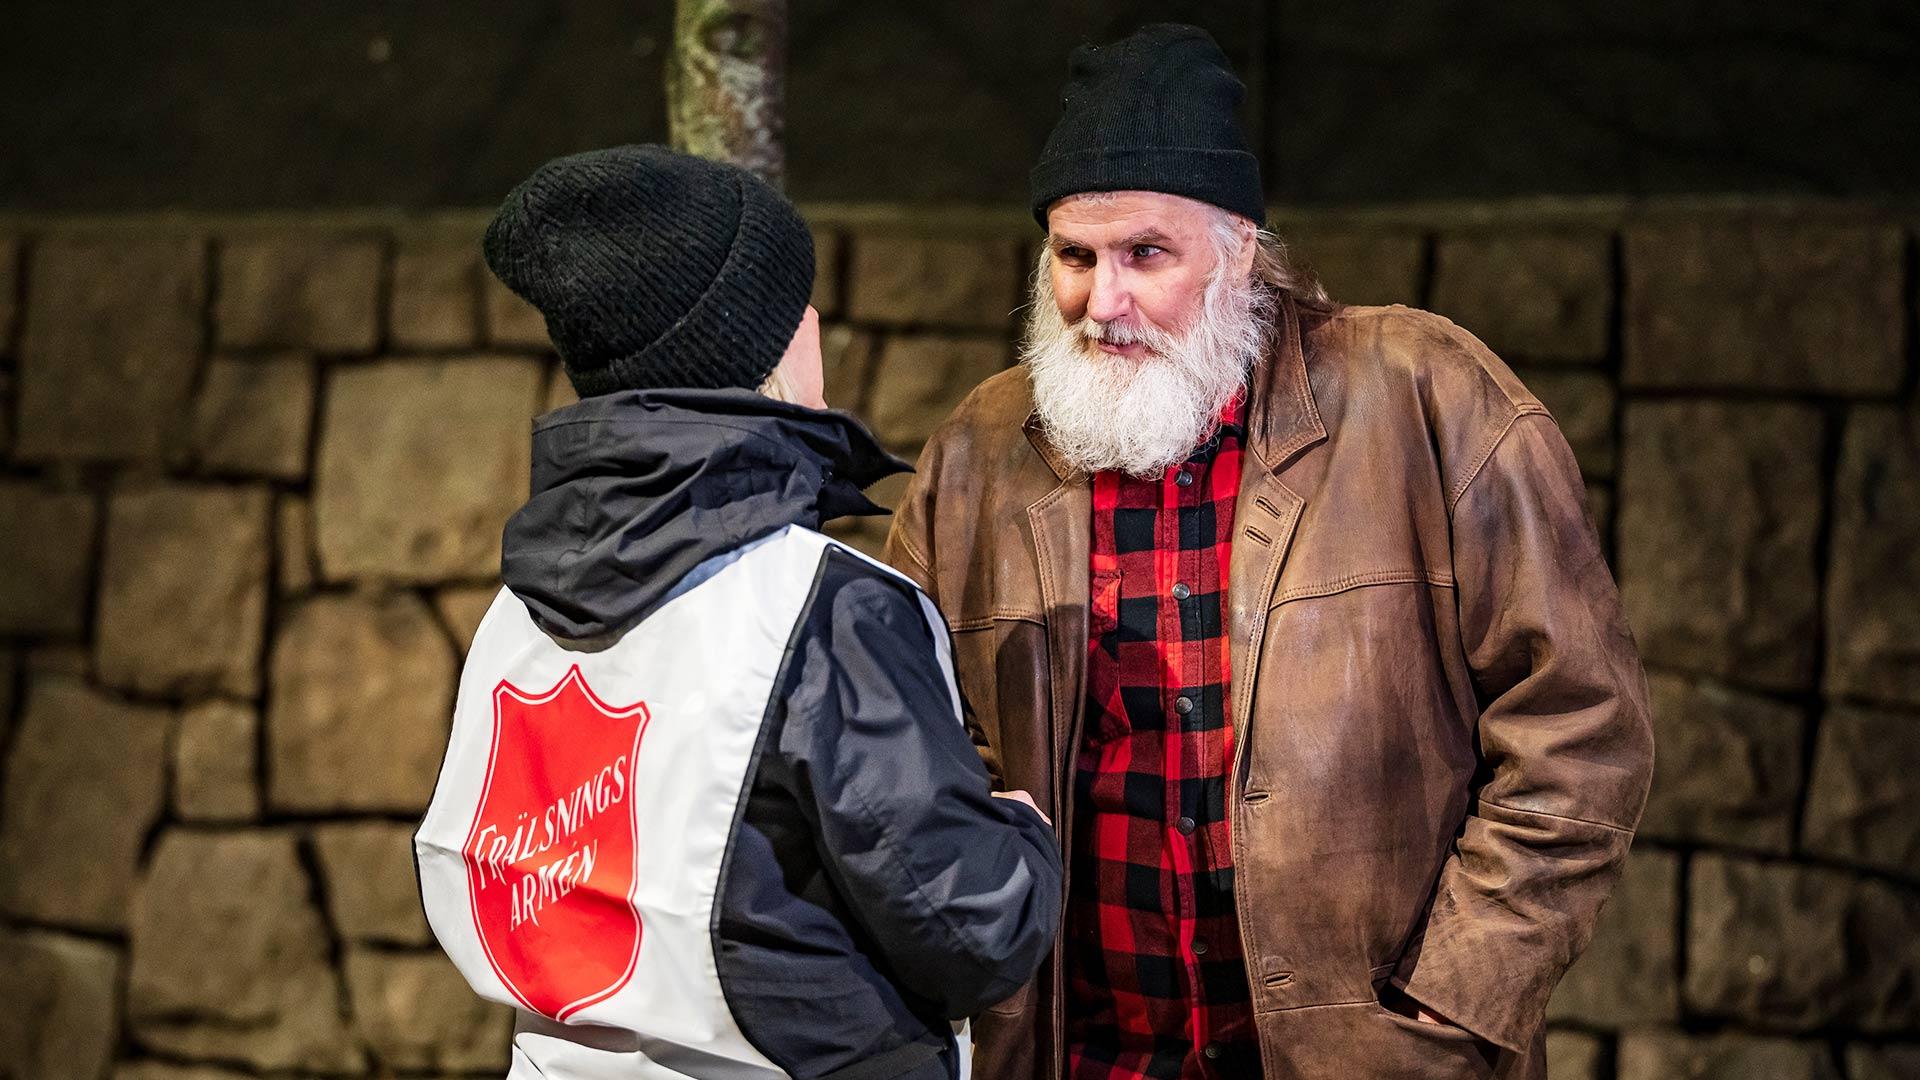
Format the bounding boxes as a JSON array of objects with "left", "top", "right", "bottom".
[
  {"left": 483, "top": 144, "right": 815, "bottom": 397},
  {"left": 1029, "top": 24, "right": 1265, "bottom": 229}
]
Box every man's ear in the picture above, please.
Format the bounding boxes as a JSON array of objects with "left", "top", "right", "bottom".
[{"left": 1234, "top": 221, "right": 1258, "bottom": 278}]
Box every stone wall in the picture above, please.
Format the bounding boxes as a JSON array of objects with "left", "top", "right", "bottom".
[{"left": 0, "top": 200, "right": 1916, "bottom": 1080}]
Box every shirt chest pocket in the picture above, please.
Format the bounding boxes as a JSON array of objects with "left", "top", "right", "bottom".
[{"left": 1083, "top": 566, "right": 1134, "bottom": 746}]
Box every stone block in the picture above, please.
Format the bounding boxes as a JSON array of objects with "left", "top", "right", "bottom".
[
  {"left": 1848, "top": 1045, "right": 1920, "bottom": 1080},
  {"left": 822, "top": 516, "right": 889, "bottom": 561},
  {"left": 1543, "top": 1031, "right": 1603, "bottom": 1080},
  {"left": 345, "top": 949, "right": 513, "bottom": 1071},
  {"left": 0, "top": 649, "right": 14, "bottom": 748},
  {"left": 1624, "top": 219, "right": 1903, "bottom": 393},
  {"left": 128, "top": 830, "right": 361, "bottom": 1071},
  {"left": 0, "top": 676, "right": 168, "bottom": 931},
  {"left": 391, "top": 235, "right": 480, "bottom": 350},
  {"left": 173, "top": 699, "right": 258, "bottom": 822},
  {"left": 1431, "top": 229, "right": 1612, "bottom": 362},
  {"left": 95, "top": 484, "right": 271, "bottom": 697},
  {"left": 1826, "top": 406, "right": 1920, "bottom": 707},
  {"left": 867, "top": 335, "right": 1008, "bottom": 450},
  {"left": 1685, "top": 853, "right": 1920, "bottom": 1032},
  {"left": 1618, "top": 401, "right": 1823, "bottom": 691},
  {"left": 811, "top": 228, "right": 844, "bottom": 318},
  {"left": 1520, "top": 368, "right": 1615, "bottom": 478},
  {"left": 276, "top": 493, "right": 315, "bottom": 594},
  {"left": 190, "top": 354, "right": 315, "bottom": 479},
  {"left": 16, "top": 233, "right": 205, "bottom": 463},
  {"left": 821, "top": 324, "right": 878, "bottom": 414},
  {"left": 545, "top": 363, "right": 579, "bottom": 413},
  {"left": 1548, "top": 847, "right": 1680, "bottom": 1026},
  {"left": 1639, "top": 674, "right": 1804, "bottom": 852},
  {"left": 113, "top": 1066, "right": 253, "bottom": 1080},
  {"left": 434, "top": 583, "right": 500, "bottom": 656},
  {"left": 864, "top": 469, "right": 912, "bottom": 514},
  {"left": 0, "top": 928, "right": 122, "bottom": 1080},
  {"left": 314, "top": 356, "right": 542, "bottom": 582},
  {"left": 216, "top": 232, "right": 383, "bottom": 352},
  {"left": 312, "top": 821, "right": 433, "bottom": 945},
  {"left": 0, "top": 481, "right": 98, "bottom": 637},
  {"left": 0, "top": 234, "right": 17, "bottom": 347},
  {"left": 483, "top": 271, "right": 550, "bottom": 350},
  {"left": 1284, "top": 228, "right": 1425, "bottom": 308},
  {"left": 1802, "top": 705, "right": 1920, "bottom": 878},
  {"left": 26, "top": 644, "right": 91, "bottom": 678},
  {"left": 267, "top": 592, "right": 454, "bottom": 812},
  {"left": 0, "top": 367, "right": 13, "bottom": 454},
  {"left": 1617, "top": 1032, "right": 1841, "bottom": 1080},
  {"left": 848, "top": 232, "right": 1020, "bottom": 327}
]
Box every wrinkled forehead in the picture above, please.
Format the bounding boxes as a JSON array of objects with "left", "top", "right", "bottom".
[{"left": 1044, "top": 190, "right": 1220, "bottom": 248}]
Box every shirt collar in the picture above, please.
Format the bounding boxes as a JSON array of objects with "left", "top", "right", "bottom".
[{"left": 1183, "top": 389, "right": 1247, "bottom": 463}]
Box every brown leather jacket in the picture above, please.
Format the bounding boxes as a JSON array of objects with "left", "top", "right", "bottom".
[{"left": 883, "top": 298, "right": 1654, "bottom": 1080}]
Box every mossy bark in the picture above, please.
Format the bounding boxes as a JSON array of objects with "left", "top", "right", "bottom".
[{"left": 667, "top": 0, "right": 786, "bottom": 188}]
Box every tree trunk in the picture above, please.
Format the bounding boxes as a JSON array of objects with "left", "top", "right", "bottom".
[{"left": 667, "top": 0, "right": 787, "bottom": 188}]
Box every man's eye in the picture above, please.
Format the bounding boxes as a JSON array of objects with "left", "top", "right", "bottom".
[
  {"left": 1131, "top": 245, "right": 1164, "bottom": 260},
  {"left": 1059, "top": 247, "right": 1093, "bottom": 265}
]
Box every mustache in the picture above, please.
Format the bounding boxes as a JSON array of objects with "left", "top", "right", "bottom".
[{"left": 1077, "top": 318, "right": 1176, "bottom": 353}]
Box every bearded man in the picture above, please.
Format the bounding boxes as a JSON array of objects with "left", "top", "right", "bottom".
[{"left": 884, "top": 23, "right": 1654, "bottom": 1080}]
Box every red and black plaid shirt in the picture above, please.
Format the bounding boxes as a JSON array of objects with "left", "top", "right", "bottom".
[{"left": 1065, "top": 399, "right": 1258, "bottom": 1079}]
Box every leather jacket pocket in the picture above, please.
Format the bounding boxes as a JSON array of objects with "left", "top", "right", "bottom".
[{"left": 1374, "top": 983, "right": 1500, "bottom": 1072}]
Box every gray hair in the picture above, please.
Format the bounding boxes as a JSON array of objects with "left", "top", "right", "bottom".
[
  {"left": 756, "top": 363, "right": 802, "bottom": 404},
  {"left": 1203, "top": 208, "right": 1335, "bottom": 314}
]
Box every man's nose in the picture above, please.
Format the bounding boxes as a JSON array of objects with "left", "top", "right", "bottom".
[{"left": 1086, "top": 263, "right": 1132, "bottom": 324}]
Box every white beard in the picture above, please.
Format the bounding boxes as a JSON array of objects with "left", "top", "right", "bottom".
[{"left": 1022, "top": 257, "right": 1274, "bottom": 478}]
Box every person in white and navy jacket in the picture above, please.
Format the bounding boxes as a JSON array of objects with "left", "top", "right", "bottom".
[{"left": 415, "top": 144, "right": 1061, "bottom": 1080}]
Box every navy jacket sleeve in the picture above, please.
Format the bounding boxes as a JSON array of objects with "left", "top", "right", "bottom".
[{"left": 775, "top": 550, "right": 1062, "bottom": 1018}]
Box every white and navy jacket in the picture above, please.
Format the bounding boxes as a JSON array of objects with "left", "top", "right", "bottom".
[{"left": 415, "top": 389, "right": 1061, "bottom": 1080}]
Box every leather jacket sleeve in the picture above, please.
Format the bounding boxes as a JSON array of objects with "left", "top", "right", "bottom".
[{"left": 1393, "top": 410, "right": 1655, "bottom": 1052}]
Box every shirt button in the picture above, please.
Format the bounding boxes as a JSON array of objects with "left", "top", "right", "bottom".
[
  {"left": 1177, "top": 816, "right": 1197, "bottom": 835},
  {"left": 1172, "top": 582, "right": 1192, "bottom": 601},
  {"left": 1203, "top": 1043, "right": 1222, "bottom": 1060},
  {"left": 1192, "top": 937, "right": 1210, "bottom": 955},
  {"left": 1175, "top": 470, "right": 1193, "bottom": 487},
  {"left": 1174, "top": 695, "right": 1194, "bottom": 715}
]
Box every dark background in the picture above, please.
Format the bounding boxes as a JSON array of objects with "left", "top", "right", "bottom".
[{"left": 6, "top": 0, "right": 1919, "bottom": 211}]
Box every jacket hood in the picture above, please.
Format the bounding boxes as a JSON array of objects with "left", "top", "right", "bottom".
[{"left": 501, "top": 388, "right": 908, "bottom": 641}]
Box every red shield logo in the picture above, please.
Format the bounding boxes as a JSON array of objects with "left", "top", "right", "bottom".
[{"left": 462, "top": 665, "right": 650, "bottom": 1020}]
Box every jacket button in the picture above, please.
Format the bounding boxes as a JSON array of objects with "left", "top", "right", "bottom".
[
  {"left": 1174, "top": 695, "right": 1194, "bottom": 715},
  {"left": 1203, "top": 1043, "right": 1221, "bottom": 1060},
  {"left": 1192, "top": 937, "right": 1210, "bottom": 955},
  {"left": 1175, "top": 470, "right": 1193, "bottom": 487},
  {"left": 1172, "top": 582, "right": 1191, "bottom": 601},
  {"left": 1177, "top": 816, "right": 1197, "bottom": 835}
]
